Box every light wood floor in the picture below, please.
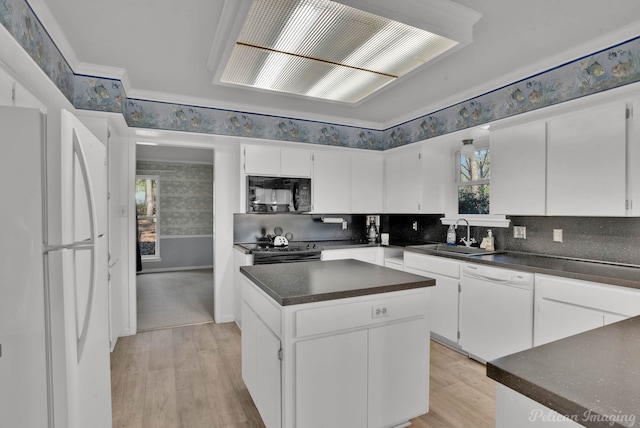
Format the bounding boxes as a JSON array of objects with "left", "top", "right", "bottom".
[{"left": 111, "top": 323, "right": 495, "bottom": 428}]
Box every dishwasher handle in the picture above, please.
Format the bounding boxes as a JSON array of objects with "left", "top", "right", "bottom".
[{"left": 462, "top": 264, "right": 533, "bottom": 288}]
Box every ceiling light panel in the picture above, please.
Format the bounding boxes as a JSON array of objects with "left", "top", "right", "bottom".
[{"left": 221, "top": 0, "right": 460, "bottom": 103}]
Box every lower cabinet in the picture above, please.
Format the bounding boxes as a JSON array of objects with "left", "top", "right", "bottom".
[
  {"left": 321, "top": 247, "right": 384, "bottom": 265},
  {"left": 534, "top": 274, "right": 640, "bottom": 346},
  {"left": 241, "top": 302, "right": 281, "bottom": 428},
  {"left": 295, "top": 330, "right": 368, "bottom": 427},
  {"left": 404, "top": 252, "right": 461, "bottom": 345},
  {"left": 242, "top": 276, "right": 429, "bottom": 428}
]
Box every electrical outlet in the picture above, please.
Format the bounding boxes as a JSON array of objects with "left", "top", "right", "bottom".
[
  {"left": 372, "top": 305, "right": 389, "bottom": 318},
  {"left": 342, "top": 220, "right": 348, "bottom": 230},
  {"left": 412, "top": 221, "right": 418, "bottom": 231},
  {"left": 513, "top": 226, "right": 527, "bottom": 239},
  {"left": 553, "top": 229, "right": 563, "bottom": 243}
]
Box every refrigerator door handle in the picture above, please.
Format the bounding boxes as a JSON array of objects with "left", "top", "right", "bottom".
[{"left": 72, "top": 129, "right": 98, "bottom": 363}]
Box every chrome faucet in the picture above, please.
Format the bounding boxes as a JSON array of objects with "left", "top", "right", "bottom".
[{"left": 455, "top": 218, "right": 476, "bottom": 247}]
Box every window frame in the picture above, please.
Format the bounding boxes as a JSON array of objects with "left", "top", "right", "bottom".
[
  {"left": 135, "top": 174, "right": 160, "bottom": 260},
  {"left": 455, "top": 142, "right": 490, "bottom": 215}
]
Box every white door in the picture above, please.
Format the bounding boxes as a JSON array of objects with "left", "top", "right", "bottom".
[
  {"left": 534, "top": 299, "right": 604, "bottom": 346},
  {"left": 296, "top": 331, "right": 368, "bottom": 427},
  {"left": 60, "top": 110, "right": 112, "bottom": 428},
  {"left": 313, "top": 151, "right": 351, "bottom": 213},
  {"left": 368, "top": 319, "right": 429, "bottom": 428},
  {"left": 546, "top": 102, "right": 626, "bottom": 216}
]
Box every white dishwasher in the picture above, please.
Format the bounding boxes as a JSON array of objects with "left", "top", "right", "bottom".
[{"left": 459, "top": 263, "right": 534, "bottom": 363}]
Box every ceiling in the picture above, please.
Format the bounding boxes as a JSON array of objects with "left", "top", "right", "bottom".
[{"left": 39, "top": 0, "right": 640, "bottom": 129}]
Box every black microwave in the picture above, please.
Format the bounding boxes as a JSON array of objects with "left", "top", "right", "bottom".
[{"left": 247, "top": 176, "right": 312, "bottom": 213}]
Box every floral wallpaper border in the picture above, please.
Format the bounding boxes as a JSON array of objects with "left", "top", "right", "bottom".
[{"left": 2, "top": 0, "right": 640, "bottom": 150}]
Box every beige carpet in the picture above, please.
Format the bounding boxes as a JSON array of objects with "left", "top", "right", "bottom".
[{"left": 136, "top": 268, "right": 214, "bottom": 331}]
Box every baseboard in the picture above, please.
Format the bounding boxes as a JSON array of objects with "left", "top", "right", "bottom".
[{"left": 138, "top": 265, "right": 214, "bottom": 274}]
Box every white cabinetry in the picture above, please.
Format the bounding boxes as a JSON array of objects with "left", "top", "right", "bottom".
[
  {"left": 0, "top": 66, "right": 46, "bottom": 110},
  {"left": 491, "top": 121, "right": 547, "bottom": 215},
  {"left": 233, "top": 247, "right": 253, "bottom": 327},
  {"left": 321, "top": 247, "right": 383, "bottom": 266},
  {"left": 241, "top": 274, "right": 429, "bottom": 428},
  {"left": 534, "top": 274, "right": 640, "bottom": 346},
  {"left": 312, "top": 150, "right": 351, "bottom": 213},
  {"left": 420, "top": 140, "right": 449, "bottom": 214},
  {"left": 546, "top": 102, "right": 627, "bottom": 216},
  {"left": 385, "top": 144, "right": 422, "bottom": 213},
  {"left": 288, "top": 289, "right": 429, "bottom": 428},
  {"left": 403, "top": 252, "right": 460, "bottom": 344},
  {"left": 241, "top": 301, "right": 281, "bottom": 428},
  {"left": 295, "top": 330, "right": 368, "bottom": 427},
  {"left": 351, "top": 152, "right": 384, "bottom": 213},
  {"left": 243, "top": 145, "right": 312, "bottom": 177}
]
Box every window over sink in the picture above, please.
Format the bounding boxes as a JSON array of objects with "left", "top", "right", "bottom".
[{"left": 457, "top": 144, "right": 490, "bottom": 215}]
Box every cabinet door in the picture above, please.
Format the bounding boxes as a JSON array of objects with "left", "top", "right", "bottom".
[
  {"left": 241, "top": 303, "right": 282, "bottom": 428},
  {"left": 244, "top": 145, "right": 280, "bottom": 175},
  {"left": 368, "top": 319, "right": 429, "bottom": 428},
  {"left": 296, "top": 331, "right": 368, "bottom": 428},
  {"left": 491, "top": 122, "right": 546, "bottom": 215},
  {"left": 533, "top": 299, "right": 604, "bottom": 347},
  {"left": 351, "top": 153, "right": 384, "bottom": 213},
  {"left": 313, "top": 151, "right": 351, "bottom": 213},
  {"left": 427, "top": 273, "right": 459, "bottom": 343},
  {"left": 547, "top": 103, "right": 627, "bottom": 216},
  {"left": 281, "top": 148, "right": 312, "bottom": 177},
  {"left": 421, "top": 142, "right": 449, "bottom": 214},
  {"left": 385, "top": 146, "right": 421, "bottom": 213}
]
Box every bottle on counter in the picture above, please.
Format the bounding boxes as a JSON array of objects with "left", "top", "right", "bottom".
[
  {"left": 367, "top": 216, "right": 379, "bottom": 243},
  {"left": 446, "top": 224, "right": 456, "bottom": 246},
  {"left": 485, "top": 229, "right": 495, "bottom": 251}
]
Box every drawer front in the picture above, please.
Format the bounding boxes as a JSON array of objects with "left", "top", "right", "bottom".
[
  {"left": 536, "top": 274, "right": 640, "bottom": 317},
  {"left": 404, "top": 251, "right": 460, "bottom": 278},
  {"left": 295, "top": 290, "right": 428, "bottom": 338}
]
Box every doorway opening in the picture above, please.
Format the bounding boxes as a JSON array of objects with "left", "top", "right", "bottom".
[{"left": 134, "top": 144, "right": 214, "bottom": 331}]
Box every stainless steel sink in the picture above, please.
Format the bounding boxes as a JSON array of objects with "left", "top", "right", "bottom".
[{"left": 407, "top": 243, "right": 504, "bottom": 256}]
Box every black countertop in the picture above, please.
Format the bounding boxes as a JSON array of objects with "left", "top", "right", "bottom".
[
  {"left": 487, "top": 316, "right": 640, "bottom": 428},
  {"left": 240, "top": 259, "right": 435, "bottom": 306}
]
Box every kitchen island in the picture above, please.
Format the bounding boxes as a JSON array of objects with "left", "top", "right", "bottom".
[{"left": 239, "top": 259, "right": 435, "bottom": 428}]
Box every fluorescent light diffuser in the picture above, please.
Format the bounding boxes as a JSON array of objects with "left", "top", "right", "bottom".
[{"left": 221, "top": 0, "right": 462, "bottom": 103}]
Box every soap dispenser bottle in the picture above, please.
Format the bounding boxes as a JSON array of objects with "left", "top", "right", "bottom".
[
  {"left": 485, "top": 229, "right": 495, "bottom": 251},
  {"left": 446, "top": 224, "right": 456, "bottom": 246}
]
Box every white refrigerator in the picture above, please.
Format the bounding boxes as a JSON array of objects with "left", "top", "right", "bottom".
[{"left": 0, "top": 107, "right": 112, "bottom": 428}]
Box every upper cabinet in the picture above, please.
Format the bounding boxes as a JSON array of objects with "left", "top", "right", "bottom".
[
  {"left": 351, "top": 152, "right": 384, "bottom": 213},
  {"left": 546, "top": 102, "right": 627, "bottom": 216},
  {"left": 384, "top": 145, "right": 422, "bottom": 213},
  {"left": 490, "top": 121, "right": 547, "bottom": 215},
  {"left": 420, "top": 139, "right": 449, "bottom": 214},
  {"left": 243, "top": 145, "right": 312, "bottom": 177},
  {"left": 312, "top": 151, "right": 351, "bottom": 213}
]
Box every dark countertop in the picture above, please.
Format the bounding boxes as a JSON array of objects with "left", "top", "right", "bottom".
[
  {"left": 487, "top": 316, "right": 640, "bottom": 428},
  {"left": 404, "top": 246, "right": 640, "bottom": 290},
  {"left": 240, "top": 259, "right": 435, "bottom": 306},
  {"left": 233, "top": 240, "right": 391, "bottom": 254},
  {"left": 235, "top": 240, "right": 640, "bottom": 289}
]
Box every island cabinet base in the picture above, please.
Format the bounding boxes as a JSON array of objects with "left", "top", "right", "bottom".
[
  {"left": 241, "top": 276, "right": 430, "bottom": 428},
  {"left": 496, "top": 385, "right": 582, "bottom": 427}
]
